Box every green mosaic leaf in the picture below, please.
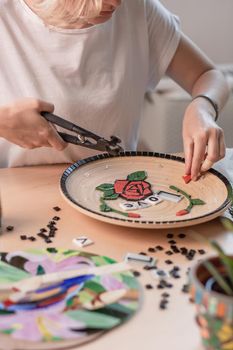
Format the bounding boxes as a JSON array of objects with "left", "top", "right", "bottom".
[
  {"left": 78, "top": 290, "right": 94, "bottom": 304},
  {"left": 63, "top": 250, "right": 78, "bottom": 255},
  {"left": 191, "top": 198, "right": 205, "bottom": 205},
  {"left": 66, "top": 298, "right": 74, "bottom": 308},
  {"left": 46, "top": 248, "right": 58, "bottom": 254},
  {"left": 51, "top": 337, "right": 63, "bottom": 341},
  {"left": 100, "top": 203, "right": 112, "bottom": 212},
  {"left": 66, "top": 310, "right": 120, "bottom": 329},
  {"left": 127, "top": 171, "right": 147, "bottom": 181},
  {"left": 96, "top": 183, "right": 114, "bottom": 191},
  {"left": 102, "top": 189, "right": 115, "bottom": 196},
  {"left": 0, "top": 310, "right": 14, "bottom": 315},
  {"left": 92, "top": 255, "right": 115, "bottom": 266},
  {"left": 2, "top": 329, "right": 14, "bottom": 335},
  {"left": 101, "top": 256, "right": 116, "bottom": 264},
  {"left": 0, "top": 261, "right": 30, "bottom": 283},
  {"left": 123, "top": 301, "right": 139, "bottom": 311},
  {"left": 103, "top": 193, "right": 119, "bottom": 200},
  {"left": 122, "top": 274, "right": 140, "bottom": 289},
  {"left": 84, "top": 280, "right": 106, "bottom": 294},
  {"left": 107, "top": 302, "right": 135, "bottom": 314}
]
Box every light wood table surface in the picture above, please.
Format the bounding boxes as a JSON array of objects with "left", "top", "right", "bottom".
[{"left": 0, "top": 164, "right": 233, "bottom": 350}]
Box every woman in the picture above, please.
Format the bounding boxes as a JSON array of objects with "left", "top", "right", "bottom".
[{"left": 0, "top": 0, "right": 229, "bottom": 180}]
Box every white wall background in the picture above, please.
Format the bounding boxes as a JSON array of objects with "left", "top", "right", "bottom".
[
  {"left": 161, "top": 0, "right": 233, "bottom": 64},
  {"left": 139, "top": 1, "right": 233, "bottom": 152}
]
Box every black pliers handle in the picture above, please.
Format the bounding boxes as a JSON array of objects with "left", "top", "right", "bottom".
[{"left": 41, "top": 112, "right": 123, "bottom": 155}]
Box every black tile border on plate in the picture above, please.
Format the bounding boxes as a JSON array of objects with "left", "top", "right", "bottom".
[{"left": 60, "top": 151, "right": 232, "bottom": 226}]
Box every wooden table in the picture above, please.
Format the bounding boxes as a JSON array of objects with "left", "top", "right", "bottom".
[{"left": 0, "top": 164, "right": 233, "bottom": 350}]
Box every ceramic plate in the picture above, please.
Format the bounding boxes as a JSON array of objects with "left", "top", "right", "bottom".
[{"left": 60, "top": 152, "right": 232, "bottom": 229}]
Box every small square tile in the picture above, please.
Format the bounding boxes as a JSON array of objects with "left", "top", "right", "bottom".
[
  {"left": 119, "top": 202, "right": 139, "bottom": 211},
  {"left": 72, "top": 236, "right": 94, "bottom": 248},
  {"left": 144, "top": 194, "right": 163, "bottom": 206}
]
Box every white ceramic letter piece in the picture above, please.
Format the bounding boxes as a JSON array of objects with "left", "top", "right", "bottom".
[
  {"left": 156, "top": 190, "right": 182, "bottom": 203},
  {"left": 144, "top": 194, "right": 163, "bottom": 205},
  {"left": 137, "top": 201, "right": 151, "bottom": 209},
  {"left": 119, "top": 202, "right": 139, "bottom": 211},
  {"left": 72, "top": 236, "right": 94, "bottom": 247},
  {"left": 124, "top": 252, "right": 156, "bottom": 266}
]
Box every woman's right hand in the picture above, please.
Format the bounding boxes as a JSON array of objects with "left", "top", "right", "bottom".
[{"left": 0, "top": 98, "right": 67, "bottom": 150}]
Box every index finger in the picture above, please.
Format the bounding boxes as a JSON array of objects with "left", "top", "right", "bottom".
[
  {"left": 191, "top": 139, "right": 206, "bottom": 180},
  {"left": 183, "top": 139, "right": 194, "bottom": 176}
]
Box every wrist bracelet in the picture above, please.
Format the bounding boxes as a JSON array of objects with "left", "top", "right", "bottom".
[{"left": 192, "top": 94, "right": 219, "bottom": 121}]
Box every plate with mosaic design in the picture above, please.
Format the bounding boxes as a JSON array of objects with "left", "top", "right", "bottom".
[
  {"left": 0, "top": 248, "right": 140, "bottom": 349},
  {"left": 60, "top": 152, "right": 232, "bottom": 229}
]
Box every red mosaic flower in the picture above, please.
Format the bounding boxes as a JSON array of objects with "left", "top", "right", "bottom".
[{"left": 114, "top": 179, "right": 153, "bottom": 201}]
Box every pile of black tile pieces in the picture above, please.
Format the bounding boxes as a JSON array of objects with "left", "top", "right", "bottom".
[
  {"left": 159, "top": 292, "right": 170, "bottom": 309},
  {"left": 141, "top": 232, "right": 206, "bottom": 310},
  {"left": 20, "top": 234, "right": 36, "bottom": 241},
  {"left": 19, "top": 206, "right": 61, "bottom": 244}
]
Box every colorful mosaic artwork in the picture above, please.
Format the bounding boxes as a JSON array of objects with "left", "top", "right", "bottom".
[
  {"left": 96, "top": 171, "right": 205, "bottom": 218},
  {"left": 191, "top": 283, "right": 233, "bottom": 350},
  {"left": 197, "top": 314, "right": 233, "bottom": 350},
  {"left": 0, "top": 249, "right": 140, "bottom": 346}
]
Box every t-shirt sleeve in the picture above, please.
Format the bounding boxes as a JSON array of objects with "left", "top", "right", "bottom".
[{"left": 145, "top": 0, "right": 181, "bottom": 91}]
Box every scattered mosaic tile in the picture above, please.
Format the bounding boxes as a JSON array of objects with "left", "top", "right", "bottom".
[
  {"left": 145, "top": 284, "right": 153, "bottom": 290},
  {"left": 142, "top": 231, "right": 208, "bottom": 311},
  {"left": 165, "top": 250, "right": 173, "bottom": 256},
  {"left": 20, "top": 235, "right": 27, "bottom": 241},
  {"left": 151, "top": 269, "right": 170, "bottom": 280},
  {"left": 132, "top": 270, "right": 141, "bottom": 277},
  {"left": 72, "top": 236, "right": 94, "bottom": 248},
  {"left": 182, "top": 174, "right": 192, "bottom": 184},
  {"left": 119, "top": 202, "right": 140, "bottom": 211},
  {"left": 148, "top": 247, "right": 156, "bottom": 253},
  {"left": 53, "top": 206, "right": 61, "bottom": 211},
  {"left": 156, "top": 190, "right": 182, "bottom": 203},
  {"left": 155, "top": 245, "right": 164, "bottom": 251},
  {"left": 144, "top": 194, "right": 163, "bottom": 206},
  {"left": 124, "top": 252, "right": 156, "bottom": 266}
]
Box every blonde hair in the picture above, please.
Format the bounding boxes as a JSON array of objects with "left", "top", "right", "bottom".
[{"left": 34, "top": 0, "right": 103, "bottom": 23}]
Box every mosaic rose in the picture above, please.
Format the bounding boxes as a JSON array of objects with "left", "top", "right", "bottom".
[{"left": 114, "top": 180, "right": 152, "bottom": 201}]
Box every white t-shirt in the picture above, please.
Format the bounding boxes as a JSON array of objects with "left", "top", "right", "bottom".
[{"left": 0, "top": 0, "right": 181, "bottom": 167}]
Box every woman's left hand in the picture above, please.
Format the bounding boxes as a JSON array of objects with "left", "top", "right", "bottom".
[
  {"left": 183, "top": 99, "right": 226, "bottom": 180},
  {"left": 166, "top": 33, "right": 229, "bottom": 181}
]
